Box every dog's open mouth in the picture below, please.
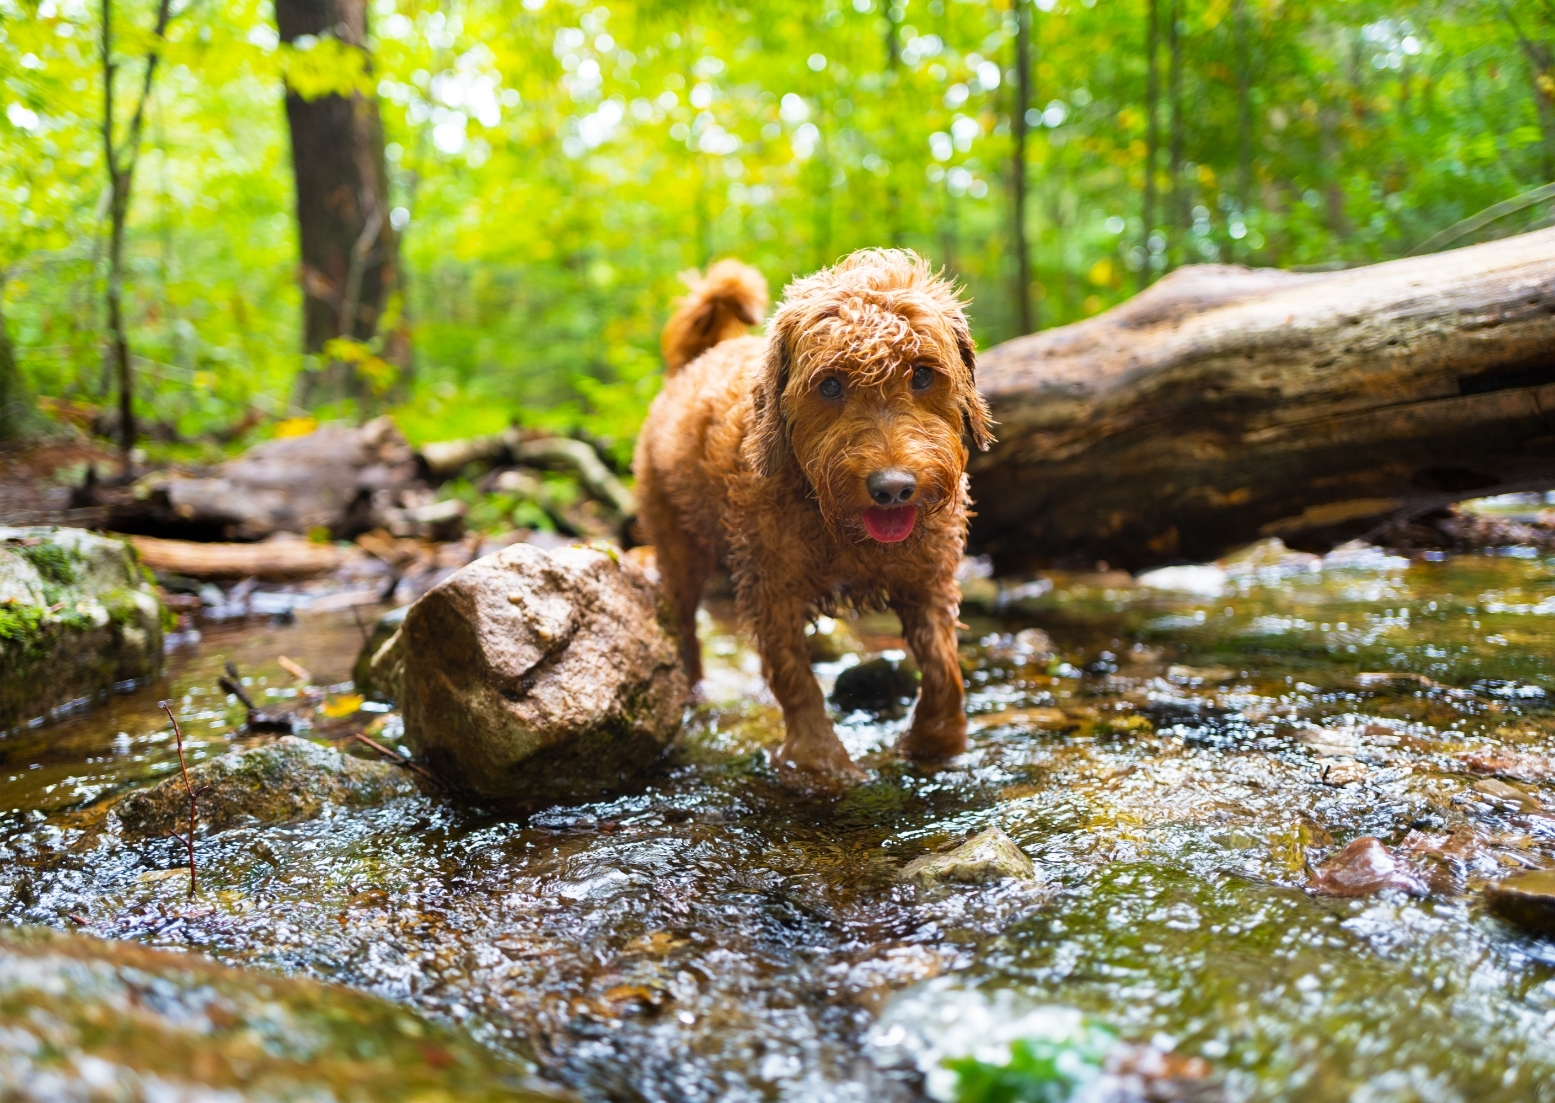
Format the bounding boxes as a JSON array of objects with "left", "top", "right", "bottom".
[{"left": 862, "top": 505, "right": 917, "bottom": 543}]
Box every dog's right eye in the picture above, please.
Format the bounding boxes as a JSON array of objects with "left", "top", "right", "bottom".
[{"left": 818, "top": 378, "right": 843, "bottom": 400}]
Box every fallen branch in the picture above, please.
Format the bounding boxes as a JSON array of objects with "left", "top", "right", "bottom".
[
  {"left": 159, "top": 701, "right": 197, "bottom": 901},
  {"left": 130, "top": 534, "right": 346, "bottom": 580},
  {"left": 509, "top": 434, "right": 636, "bottom": 518},
  {"left": 417, "top": 430, "right": 635, "bottom": 517},
  {"left": 219, "top": 661, "right": 296, "bottom": 733}
]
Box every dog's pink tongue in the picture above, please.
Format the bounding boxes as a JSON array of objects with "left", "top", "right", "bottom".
[{"left": 863, "top": 505, "right": 917, "bottom": 543}]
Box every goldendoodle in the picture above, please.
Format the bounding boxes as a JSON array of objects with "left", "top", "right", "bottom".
[{"left": 633, "top": 249, "right": 993, "bottom": 787}]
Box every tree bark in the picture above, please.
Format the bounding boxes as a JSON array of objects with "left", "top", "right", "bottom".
[
  {"left": 1010, "top": 0, "right": 1032, "bottom": 334},
  {"left": 99, "top": 0, "right": 172, "bottom": 464},
  {"left": 0, "top": 286, "right": 40, "bottom": 443},
  {"left": 1140, "top": 0, "right": 1160, "bottom": 289},
  {"left": 275, "top": 0, "right": 405, "bottom": 407},
  {"left": 967, "top": 227, "right": 1555, "bottom": 572}
]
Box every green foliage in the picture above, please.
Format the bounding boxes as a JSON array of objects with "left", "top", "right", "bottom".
[
  {"left": 2, "top": 0, "right": 1551, "bottom": 450},
  {"left": 946, "top": 1028, "right": 1116, "bottom": 1103}
]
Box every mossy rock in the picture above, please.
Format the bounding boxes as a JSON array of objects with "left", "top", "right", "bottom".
[
  {"left": 0, "top": 527, "right": 164, "bottom": 730},
  {"left": 0, "top": 925, "right": 571, "bottom": 1101},
  {"left": 115, "top": 736, "right": 420, "bottom": 838}
]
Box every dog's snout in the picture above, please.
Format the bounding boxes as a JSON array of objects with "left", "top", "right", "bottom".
[{"left": 866, "top": 468, "right": 917, "bottom": 506}]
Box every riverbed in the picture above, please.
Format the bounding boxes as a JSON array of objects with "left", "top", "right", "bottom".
[{"left": 2, "top": 539, "right": 1553, "bottom": 1102}]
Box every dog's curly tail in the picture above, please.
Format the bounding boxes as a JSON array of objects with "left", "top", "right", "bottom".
[{"left": 660, "top": 259, "right": 768, "bottom": 374}]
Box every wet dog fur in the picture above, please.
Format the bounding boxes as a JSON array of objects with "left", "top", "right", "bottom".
[{"left": 633, "top": 249, "right": 993, "bottom": 787}]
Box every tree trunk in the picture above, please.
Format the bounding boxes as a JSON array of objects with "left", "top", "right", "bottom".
[
  {"left": 275, "top": 0, "right": 404, "bottom": 408},
  {"left": 1010, "top": 0, "right": 1032, "bottom": 334},
  {"left": 0, "top": 288, "right": 40, "bottom": 443},
  {"left": 1140, "top": 0, "right": 1160, "bottom": 289},
  {"left": 967, "top": 227, "right": 1555, "bottom": 572},
  {"left": 1166, "top": 0, "right": 1185, "bottom": 268}
]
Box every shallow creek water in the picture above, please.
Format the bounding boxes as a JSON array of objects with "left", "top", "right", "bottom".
[{"left": 3, "top": 541, "right": 1555, "bottom": 1102}]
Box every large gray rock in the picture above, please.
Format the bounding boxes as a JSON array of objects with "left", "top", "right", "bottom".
[
  {"left": 115, "top": 736, "right": 418, "bottom": 838},
  {"left": 0, "top": 526, "right": 163, "bottom": 730},
  {"left": 372, "top": 543, "right": 685, "bottom": 802},
  {"left": 0, "top": 925, "right": 570, "bottom": 1101}
]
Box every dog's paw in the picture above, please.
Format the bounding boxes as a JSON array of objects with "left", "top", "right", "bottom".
[
  {"left": 769, "top": 740, "right": 867, "bottom": 794},
  {"left": 898, "top": 712, "right": 968, "bottom": 760}
]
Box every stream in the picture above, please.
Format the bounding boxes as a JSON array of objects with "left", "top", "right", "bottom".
[{"left": 2, "top": 539, "right": 1554, "bottom": 1102}]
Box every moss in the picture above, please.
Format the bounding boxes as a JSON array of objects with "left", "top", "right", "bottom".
[
  {"left": 0, "top": 602, "right": 45, "bottom": 643},
  {"left": 13, "top": 541, "right": 79, "bottom": 586}
]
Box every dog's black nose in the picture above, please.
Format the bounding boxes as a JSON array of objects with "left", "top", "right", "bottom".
[{"left": 867, "top": 468, "right": 917, "bottom": 505}]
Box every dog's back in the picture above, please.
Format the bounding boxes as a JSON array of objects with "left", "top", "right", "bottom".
[{"left": 659, "top": 260, "right": 768, "bottom": 373}]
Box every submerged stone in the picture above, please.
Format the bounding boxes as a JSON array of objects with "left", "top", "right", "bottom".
[
  {"left": 901, "top": 826, "right": 1039, "bottom": 886},
  {"left": 0, "top": 925, "right": 570, "bottom": 1101},
  {"left": 1485, "top": 870, "right": 1555, "bottom": 937},
  {"left": 0, "top": 526, "right": 163, "bottom": 729},
  {"left": 375, "top": 543, "right": 685, "bottom": 802},
  {"left": 831, "top": 656, "right": 919, "bottom": 718},
  {"left": 114, "top": 735, "right": 417, "bottom": 838},
  {"left": 1308, "top": 837, "right": 1426, "bottom": 897}
]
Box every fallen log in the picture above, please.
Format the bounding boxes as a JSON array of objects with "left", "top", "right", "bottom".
[
  {"left": 130, "top": 534, "right": 346, "bottom": 579},
  {"left": 80, "top": 417, "right": 420, "bottom": 542},
  {"left": 968, "top": 227, "right": 1555, "bottom": 572}
]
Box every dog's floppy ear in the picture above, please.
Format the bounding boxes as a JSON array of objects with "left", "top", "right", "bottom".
[
  {"left": 746, "top": 312, "right": 793, "bottom": 477},
  {"left": 954, "top": 317, "right": 995, "bottom": 452}
]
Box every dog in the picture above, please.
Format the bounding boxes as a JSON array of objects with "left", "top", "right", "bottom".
[{"left": 632, "top": 249, "right": 993, "bottom": 787}]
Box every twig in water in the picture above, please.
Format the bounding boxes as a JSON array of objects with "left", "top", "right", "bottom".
[
  {"left": 350, "top": 732, "right": 436, "bottom": 783},
  {"left": 160, "top": 701, "right": 197, "bottom": 901},
  {"left": 220, "top": 660, "right": 295, "bottom": 733},
  {"left": 350, "top": 604, "right": 371, "bottom": 646}
]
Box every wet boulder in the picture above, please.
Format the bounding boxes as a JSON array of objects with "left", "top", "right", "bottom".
[
  {"left": 831, "top": 656, "right": 919, "bottom": 718},
  {"left": 0, "top": 526, "right": 163, "bottom": 730},
  {"left": 0, "top": 925, "right": 570, "bottom": 1101},
  {"left": 901, "top": 826, "right": 1039, "bottom": 887},
  {"left": 115, "top": 736, "right": 417, "bottom": 838},
  {"left": 372, "top": 543, "right": 685, "bottom": 802},
  {"left": 1485, "top": 870, "right": 1555, "bottom": 937},
  {"left": 1308, "top": 837, "right": 1426, "bottom": 897}
]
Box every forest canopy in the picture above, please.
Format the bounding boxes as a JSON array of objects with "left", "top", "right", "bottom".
[{"left": 1, "top": 0, "right": 1551, "bottom": 463}]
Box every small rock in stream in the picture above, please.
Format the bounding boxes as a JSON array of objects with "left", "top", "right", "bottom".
[
  {"left": 0, "top": 925, "right": 570, "bottom": 1101},
  {"left": 1308, "top": 837, "right": 1426, "bottom": 897},
  {"left": 1484, "top": 870, "right": 1555, "bottom": 937},
  {"left": 831, "top": 656, "right": 919, "bottom": 718},
  {"left": 115, "top": 736, "right": 417, "bottom": 838},
  {"left": 372, "top": 543, "right": 685, "bottom": 802},
  {"left": 900, "top": 826, "right": 1039, "bottom": 887}
]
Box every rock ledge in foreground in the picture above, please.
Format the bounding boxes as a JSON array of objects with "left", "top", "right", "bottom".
[
  {"left": 372, "top": 542, "right": 685, "bottom": 802},
  {"left": 0, "top": 925, "right": 570, "bottom": 1101},
  {"left": 115, "top": 736, "right": 417, "bottom": 838}
]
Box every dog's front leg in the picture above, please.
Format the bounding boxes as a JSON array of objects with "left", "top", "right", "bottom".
[
  {"left": 754, "top": 590, "right": 866, "bottom": 787},
  {"left": 895, "top": 587, "right": 968, "bottom": 759}
]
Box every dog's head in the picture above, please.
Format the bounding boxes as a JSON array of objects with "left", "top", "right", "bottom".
[{"left": 745, "top": 248, "right": 993, "bottom": 544}]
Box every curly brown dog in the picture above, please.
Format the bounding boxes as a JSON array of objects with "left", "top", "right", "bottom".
[{"left": 633, "top": 249, "right": 994, "bottom": 787}]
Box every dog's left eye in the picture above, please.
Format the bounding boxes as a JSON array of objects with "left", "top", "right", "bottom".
[
  {"left": 818, "top": 377, "right": 843, "bottom": 400},
  {"left": 910, "top": 365, "right": 935, "bottom": 391}
]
